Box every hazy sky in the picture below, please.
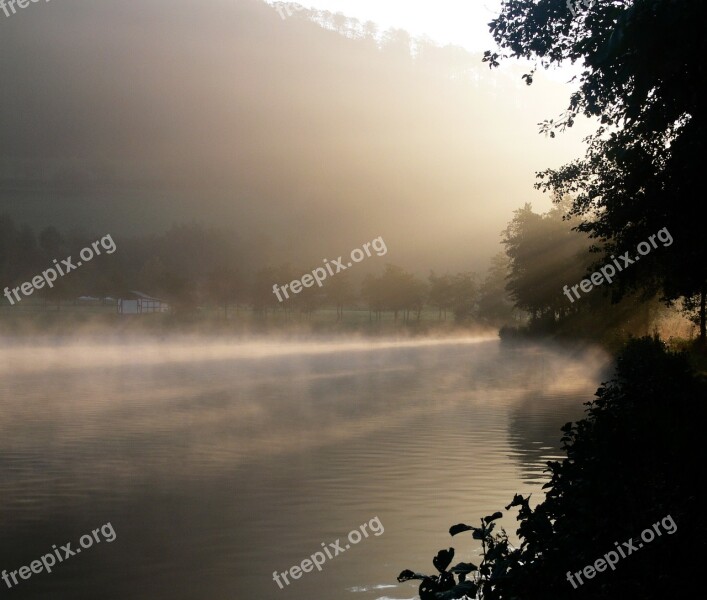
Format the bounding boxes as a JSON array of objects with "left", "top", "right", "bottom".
[
  {"left": 268, "top": 0, "right": 503, "bottom": 51},
  {"left": 0, "top": 0, "right": 592, "bottom": 273}
]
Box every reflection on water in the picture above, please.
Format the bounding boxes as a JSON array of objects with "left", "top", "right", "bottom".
[{"left": 0, "top": 337, "right": 608, "bottom": 600}]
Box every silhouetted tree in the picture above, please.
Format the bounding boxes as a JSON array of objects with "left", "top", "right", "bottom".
[
  {"left": 429, "top": 272, "right": 454, "bottom": 321},
  {"left": 477, "top": 252, "right": 516, "bottom": 326},
  {"left": 362, "top": 273, "right": 383, "bottom": 321},
  {"left": 360, "top": 266, "right": 426, "bottom": 323},
  {"left": 325, "top": 272, "right": 355, "bottom": 321},
  {"left": 0, "top": 214, "right": 19, "bottom": 286},
  {"left": 487, "top": 0, "right": 707, "bottom": 341},
  {"left": 449, "top": 272, "right": 477, "bottom": 323},
  {"left": 502, "top": 202, "right": 592, "bottom": 325},
  {"left": 251, "top": 266, "right": 283, "bottom": 316},
  {"left": 206, "top": 267, "right": 244, "bottom": 319}
]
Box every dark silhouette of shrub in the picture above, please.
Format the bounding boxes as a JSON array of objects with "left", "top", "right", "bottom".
[{"left": 397, "top": 337, "right": 707, "bottom": 599}]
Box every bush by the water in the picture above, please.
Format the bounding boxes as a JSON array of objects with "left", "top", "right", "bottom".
[{"left": 397, "top": 337, "right": 707, "bottom": 599}]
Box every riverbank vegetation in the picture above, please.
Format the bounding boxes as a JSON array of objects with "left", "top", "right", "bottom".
[
  {"left": 397, "top": 337, "right": 707, "bottom": 600},
  {"left": 396, "top": 0, "right": 707, "bottom": 598},
  {"left": 0, "top": 212, "right": 695, "bottom": 346}
]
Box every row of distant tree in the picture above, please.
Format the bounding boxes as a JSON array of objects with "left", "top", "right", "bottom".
[
  {"left": 1, "top": 204, "right": 680, "bottom": 333},
  {"left": 0, "top": 214, "right": 519, "bottom": 325},
  {"left": 498, "top": 198, "right": 677, "bottom": 338}
]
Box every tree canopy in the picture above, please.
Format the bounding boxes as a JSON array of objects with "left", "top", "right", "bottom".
[{"left": 486, "top": 0, "right": 707, "bottom": 340}]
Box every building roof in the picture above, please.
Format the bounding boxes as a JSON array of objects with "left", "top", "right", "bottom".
[{"left": 122, "top": 291, "right": 166, "bottom": 302}]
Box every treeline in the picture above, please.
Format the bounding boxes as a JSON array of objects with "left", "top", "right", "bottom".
[
  {"left": 0, "top": 204, "right": 674, "bottom": 338},
  {"left": 498, "top": 199, "right": 663, "bottom": 340},
  {"left": 223, "top": 259, "right": 515, "bottom": 325},
  {"left": 0, "top": 214, "right": 517, "bottom": 326},
  {"left": 1, "top": 204, "right": 685, "bottom": 339}
]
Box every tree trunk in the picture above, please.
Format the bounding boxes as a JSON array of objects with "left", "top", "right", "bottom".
[{"left": 700, "top": 286, "right": 706, "bottom": 344}]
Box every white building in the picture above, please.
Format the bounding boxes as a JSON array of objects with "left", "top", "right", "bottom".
[{"left": 117, "top": 291, "right": 170, "bottom": 315}]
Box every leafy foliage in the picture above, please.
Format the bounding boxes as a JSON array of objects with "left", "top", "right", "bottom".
[
  {"left": 396, "top": 337, "right": 707, "bottom": 599},
  {"left": 486, "top": 0, "right": 707, "bottom": 340},
  {"left": 501, "top": 200, "right": 594, "bottom": 323}
]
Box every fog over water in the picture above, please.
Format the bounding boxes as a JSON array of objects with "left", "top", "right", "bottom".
[
  {"left": 0, "top": 0, "right": 696, "bottom": 596},
  {"left": 0, "top": 337, "right": 609, "bottom": 600}
]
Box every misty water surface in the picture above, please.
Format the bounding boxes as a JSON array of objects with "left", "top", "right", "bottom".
[{"left": 0, "top": 337, "right": 609, "bottom": 600}]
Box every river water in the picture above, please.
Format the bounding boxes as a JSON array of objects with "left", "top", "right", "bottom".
[{"left": 0, "top": 337, "right": 608, "bottom": 599}]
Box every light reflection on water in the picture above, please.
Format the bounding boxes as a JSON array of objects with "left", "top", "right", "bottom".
[{"left": 0, "top": 337, "right": 608, "bottom": 600}]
